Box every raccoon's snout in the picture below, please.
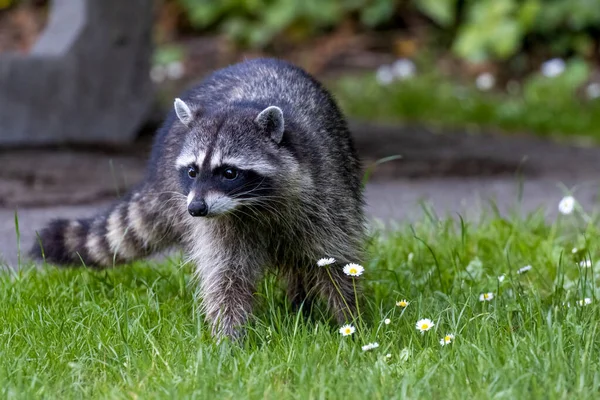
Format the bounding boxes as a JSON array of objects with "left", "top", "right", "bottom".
[{"left": 188, "top": 199, "right": 208, "bottom": 217}]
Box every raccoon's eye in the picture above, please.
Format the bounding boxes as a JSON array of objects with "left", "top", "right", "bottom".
[
  {"left": 187, "top": 166, "right": 198, "bottom": 179},
  {"left": 222, "top": 168, "right": 238, "bottom": 180}
]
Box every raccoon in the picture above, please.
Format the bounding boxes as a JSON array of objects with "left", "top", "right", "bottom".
[{"left": 30, "top": 58, "right": 366, "bottom": 340}]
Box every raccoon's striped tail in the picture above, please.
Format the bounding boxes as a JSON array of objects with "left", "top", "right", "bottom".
[{"left": 30, "top": 188, "right": 178, "bottom": 268}]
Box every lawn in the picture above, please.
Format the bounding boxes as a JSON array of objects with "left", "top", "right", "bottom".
[{"left": 2, "top": 202, "right": 600, "bottom": 399}]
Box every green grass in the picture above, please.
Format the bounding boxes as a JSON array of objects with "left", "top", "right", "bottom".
[
  {"left": 2, "top": 205, "right": 600, "bottom": 399},
  {"left": 332, "top": 68, "right": 600, "bottom": 142}
]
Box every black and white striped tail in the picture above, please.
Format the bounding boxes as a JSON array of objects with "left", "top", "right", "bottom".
[{"left": 30, "top": 190, "right": 175, "bottom": 267}]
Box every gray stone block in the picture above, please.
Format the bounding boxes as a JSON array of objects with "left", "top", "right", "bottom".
[{"left": 0, "top": 0, "right": 154, "bottom": 145}]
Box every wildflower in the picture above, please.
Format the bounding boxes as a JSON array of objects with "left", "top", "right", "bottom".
[
  {"left": 392, "top": 58, "right": 416, "bottom": 80},
  {"left": 376, "top": 65, "right": 394, "bottom": 85},
  {"left": 150, "top": 65, "right": 166, "bottom": 83},
  {"left": 339, "top": 324, "right": 355, "bottom": 336},
  {"left": 558, "top": 196, "right": 575, "bottom": 215},
  {"left": 165, "top": 61, "right": 185, "bottom": 80},
  {"left": 498, "top": 275, "right": 505, "bottom": 283},
  {"left": 572, "top": 248, "right": 578, "bottom": 254},
  {"left": 399, "top": 348, "right": 411, "bottom": 362},
  {"left": 317, "top": 257, "right": 336, "bottom": 267},
  {"left": 577, "top": 298, "right": 592, "bottom": 306},
  {"left": 439, "top": 333, "right": 455, "bottom": 346},
  {"left": 343, "top": 263, "right": 364, "bottom": 277},
  {"left": 384, "top": 318, "right": 391, "bottom": 325},
  {"left": 517, "top": 265, "right": 532, "bottom": 274},
  {"left": 396, "top": 299, "right": 410, "bottom": 308},
  {"left": 385, "top": 353, "right": 392, "bottom": 359},
  {"left": 362, "top": 342, "right": 379, "bottom": 351},
  {"left": 475, "top": 72, "right": 495, "bottom": 91},
  {"left": 479, "top": 292, "right": 494, "bottom": 302},
  {"left": 415, "top": 318, "right": 435, "bottom": 333},
  {"left": 579, "top": 260, "right": 592, "bottom": 268},
  {"left": 541, "top": 58, "right": 565, "bottom": 78},
  {"left": 586, "top": 82, "right": 600, "bottom": 100}
]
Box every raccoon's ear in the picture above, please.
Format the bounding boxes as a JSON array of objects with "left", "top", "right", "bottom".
[
  {"left": 174, "top": 98, "right": 193, "bottom": 126},
  {"left": 255, "top": 106, "right": 284, "bottom": 143}
]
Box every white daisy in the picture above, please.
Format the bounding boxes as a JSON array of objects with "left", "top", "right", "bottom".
[
  {"left": 586, "top": 82, "right": 600, "bottom": 100},
  {"left": 579, "top": 260, "right": 592, "bottom": 268},
  {"left": 396, "top": 299, "right": 410, "bottom": 308},
  {"left": 343, "top": 263, "right": 364, "bottom": 277},
  {"left": 385, "top": 353, "right": 392, "bottom": 359},
  {"left": 498, "top": 275, "right": 505, "bottom": 283},
  {"left": 150, "top": 65, "right": 166, "bottom": 83},
  {"left": 577, "top": 298, "right": 592, "bottom": 306},
  {"left": 392, "top": 58, "right": 416, "bottom": 80},
  {"left": 165, "top": 61, "right": 185, "bottom": 80},
  {"left": 541, "top": 58, "right": 565, "bottom": 78},
  {"left": 479, "top": 292, "right": 494, "bottom": 302},
  {"left": 558, "top": 196, "right": 575, "bottom": 215},
  {"left": 517, "top": 265, "right": 532, "bottom": 274},
  {"left": 376, "top": 65, "right": 394, "bottom": 85},
  {"left": 317, "top": 257, "right": 336, "bottom": 267},
  {"left": 415, "top": 318, "right": 434, "bottom": 333},
  {"left": 362, "top": 342, "right": 380, "bottom": 351},
  {"left": 339, "top": 324, "right": 355, "bottom": 336},
  {"left": 475, "top": 72, "right": 495, "bottom": 91},
  {"left": 384, "top": 318, "right": 391, "bottom": 325},
  {"left": 439, "top": 333, "right": 455, "bottom": 346}
]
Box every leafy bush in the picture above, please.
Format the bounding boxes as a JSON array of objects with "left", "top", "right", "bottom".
[
  {"left": 418, "top": 0, "right": 600, "bottom": 62},
  {"left": 176, "top": 0, "right": 395, "bottom": 48},
  {"left": 176, "top": 0, "right": 600, "bottom": 63}
]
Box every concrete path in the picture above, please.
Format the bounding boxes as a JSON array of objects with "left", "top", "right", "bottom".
[{"left": 2, "top": 176, "right": 597, "bottom": 269}]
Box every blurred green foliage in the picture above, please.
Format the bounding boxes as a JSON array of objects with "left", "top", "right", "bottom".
[
  {"left": 177, "top": 0, "right": 600, "bottom": 62},
  {"left": 332, "top": 60, "right": 600, "bottom": 140},
  {"left": 445, "top": 0, "right": 600, "bottom": 62},
  {"left": 177, "top": 0, "right": 394, "bottom": 47}
]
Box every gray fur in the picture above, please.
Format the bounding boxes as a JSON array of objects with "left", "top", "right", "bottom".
[{"left": 30, "top": 58, "right": 366, "bottom": 341}]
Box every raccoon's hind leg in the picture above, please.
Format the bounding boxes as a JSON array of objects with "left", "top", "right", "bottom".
[
  {"left": 30, "top": 185, "right": 182, "bottom": 268},
  {"left": 283, "top": 269, "right": 314, "bottom": 315}
]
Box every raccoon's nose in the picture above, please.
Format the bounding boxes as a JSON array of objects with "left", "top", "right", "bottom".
[{"left": 188, "top": 199, "right": 208, "bottom": 217}]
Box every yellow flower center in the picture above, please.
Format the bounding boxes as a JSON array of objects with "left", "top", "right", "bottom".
[
  {"left": 421, "top": 324, "right": 429, "bottom": 330},
  {"left": 445, "top": 336, "right": 451, "bottom": 342},
  {"left": 344, "top": 328, "right": 351, "bottom": 334},
  {"left": 484, "top": 294, "right": 490, "bottom": 299}
]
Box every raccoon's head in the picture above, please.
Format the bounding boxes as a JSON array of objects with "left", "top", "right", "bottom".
[{"left": 173, "top": 98, "right": 297, "bottom": 218}]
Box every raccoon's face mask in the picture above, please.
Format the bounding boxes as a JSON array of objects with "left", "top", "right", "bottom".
[{"left": 173, "top": 99, "right": 286, "bottom": 218}]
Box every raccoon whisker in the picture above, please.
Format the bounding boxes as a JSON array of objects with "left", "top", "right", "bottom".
[
  {"left": 242, "top": 203, "right": 295, "bottom": 231},
  {"left": 226, "top": 181, "right": 270, "bottom": 198}
]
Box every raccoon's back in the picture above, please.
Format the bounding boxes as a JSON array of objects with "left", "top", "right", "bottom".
[{"left": 186, "top": 59, "right": 345, "bottom": 137}]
